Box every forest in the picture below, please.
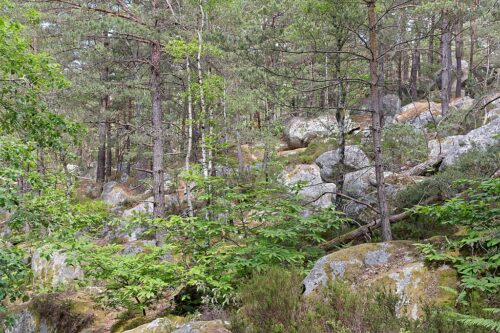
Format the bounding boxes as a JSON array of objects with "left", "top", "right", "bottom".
[{"left": 0, "top": 0, "right": 499, "bottom": 332}]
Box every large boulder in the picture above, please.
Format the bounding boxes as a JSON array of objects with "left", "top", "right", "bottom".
[
  {"left": 303, "top": 241, "right": 457, "bottom": 319},
  {"left": 123, "top": 194, "right": 181, "bottom": 219},
  {"left": 283, "top": 164, "right": 336, "bottom": 209},
  {"left": 284, "top": 115, "right": 350, "bottom": 149},
  {"left": 123, "top": 319, "right": 231, "bottom": 333},
  {"left": 315, "top": 145, "right": 370, "bottom": 183},
  {"left": 428, "top": 117, "right": 500, "bottom": 168},
  {"left": 394, "top": 101, "right": 442, "bottom": 128},
  {"left": 172, "top": 320, "right": 232, "bottom": 333},
  {"left": 382, "top": 94, "right": 402, "bottom": 118},
  {"left": 101, "top": 181, "right": 129, "bottom": 207},
  {"left": 450, "top": 96, "right": 474, "bottom": 110},
  {"left": 32, "top": 249, "right": 83, "bottom": 289},
  {"left": 451, "top": 60, "right": 469, "bottom": 92}
]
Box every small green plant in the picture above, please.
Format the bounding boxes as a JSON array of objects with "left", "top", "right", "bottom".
[{"left": 415, "top": 178, "right": 500, "bottom": 331}]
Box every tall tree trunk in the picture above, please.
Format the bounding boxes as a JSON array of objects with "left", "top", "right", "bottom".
[
  {"left": 428, "top": 15, "right": 436, "bottom": 66},
  {"left": 455, "top": 16, "right": 463, "bottom": 97},
  {"left": 334, "top": 37, "right": 347, "bottom": 211},
  {"left": 185, "top": 56, "right": 194, "bottom": 218},
  {"left": 96, "top": 99, "right": 107, "bottom": 183},
  {"left": 150, "top": 1, "right": 165, "bottom": 223},
  {"left": 410, "top": 30, "right": 421, "bottom": 101},
  {"left": 440, "top": 11, "right": 452, "bottom": 116},
  {"left": 97, "top": 33, "right": 109, "bottom": 184},
  {"left": 105, "top": 119, "right": 112, "bottom": 180},
  {"left": 469, "top": 0, "right": 479, "bottom": 80},
  {"left": 367, "top": 0, "right": 392, "bottom": 241}
]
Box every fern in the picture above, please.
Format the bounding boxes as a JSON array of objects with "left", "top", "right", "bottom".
[{"left": 451, "top": 311, "right": 500, "bottom": 331}]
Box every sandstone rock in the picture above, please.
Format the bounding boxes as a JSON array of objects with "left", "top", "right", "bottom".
[
  {"left": 5, "top": 309, "right": 38, "bottom": 333},
  {"left": 277, "top": 147, "right": 307, "bottom": 157},
  {"left": 32, "top": 249, "right": 83, "bottom": 289},
  {"left": 283, "top": 164, "right": 335, "bottom": 209},
  {"left": 450, "top": 96, "right": 474, "bottom": 110},
  {"left": 394, "top": 101, "right": 442, "bottom": 128},
  {"left": 284, "top": 115, "right": 350, "bottom": 149},
  {"left": 123, "top": 194, "right": 181, "bottom": 219},
  {"left": 315, "top": 145, "right": 370, "bottom": 183},
  {"left": 303, "top": 241, "right": 457, "bottom": 319},
  {"left": 451, "top": 60, "right": 469, "bottom": 91},
  {"left": 123, "top": 317, "right": 184, "bottom": 333},
  {"left": 484, "top": 107, "right": 500, "bottom": 123},
  {"left": 428, "top": 117, "right": 500, "bottom": 168},
  {"left": 123, "top": 318, "right": 231, "bottom": 333},
  {"left": 172, "top": 320, "right": 232, "bottom": 333},
  {"left": 66, "top": 164, "right": 79, "bottom": 174},
  {"left": 101, "top": 181, "right": 129, "bottom": 207},
  {"left": 382, "top": 94, "right": 401, "bottom": 118}
]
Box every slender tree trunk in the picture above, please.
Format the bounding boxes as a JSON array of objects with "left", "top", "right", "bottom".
[
  {"left": 97, "top": 100, "right": 107, "bottom": 183},
  {"left": 440, "top": 11, "right": 452, "bottom": 116},
  {"left": 469, "top": 0, "right": 479, "bottom": 80},
  {"left": 185, "top": 56, "right": 194, "bottom": 218},
  {"left": 115, "top": 111, "right": 121, "bottom": 170},
  {"left": 105, "top": 119, "right": 112, "bottom": 180},
  {"left": 428, "top": 15, "right": 435, "bottom": 66},
  {"left": 97, "top": 33, "right": 109, "bottom": 184},
  {"left": 334, "top": 38, "right": 347, "bottom": 211},
  {"left": 410, "top": 30, "right": 421, "bottom": 101},
  {"left": 150, "top": 2, "right": 165, "bottom": 222},
  {"left": 367, "top": 0, "right": 392, "bottom": 241},
  {"left": 455, "top": 16, "right": 463, "bottom": 97}
]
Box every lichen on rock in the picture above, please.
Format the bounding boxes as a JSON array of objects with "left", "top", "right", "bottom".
[{"left": 303, "top": 241, "right": 457, "bottom": 319}]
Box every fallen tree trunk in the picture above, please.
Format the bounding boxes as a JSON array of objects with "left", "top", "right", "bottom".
[
  {"left": 402, "top": 156, "right": 443, "bottom": 177},
  {"left": 321, "top": 196, "right": 440, "bottom": 252}
]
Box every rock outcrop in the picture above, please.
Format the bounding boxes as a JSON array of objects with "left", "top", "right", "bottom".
[
  {"left": 32, "top": 249, "right": 83, "bottom": 289},
  {"left": 124, "top": 318, "right": 231, "bottom": 333},
  {"left": 394, "top": 101, "right": 441, "bottom": 128},
  {"left": 283, "top": 164, "right": 336, "bottom": 209},
  {"left": 428, "top": 116, "right": 500, "bottom": 168},
  {"left": 315, "top": 145, "right": 370, "bottom": 183},
  {"left": 303, "top": 241, "right": 457, "bottom": 319},
  {"left": 382, "top": 94, "right": 402, "bottom": 121},
  {"left": 284, "top": 115, "right": 349, "bottom": 149},
  {"left": 101, "top": 181, "right": 130, "bottom": 207}
]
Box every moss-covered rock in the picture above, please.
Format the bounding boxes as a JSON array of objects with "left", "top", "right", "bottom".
[
  {"left": 303, "top": 241, "right": 457, "bottom": 319},
  {"left": 122, "top": 319, "right": 231, "bottom": 333}
]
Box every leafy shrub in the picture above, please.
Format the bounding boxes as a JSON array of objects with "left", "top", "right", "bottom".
[
  {"left": 0, "top": 242, "right": 29, "bottom": 325},
  {"left": 78, "top": 243, "right": 183, "bottom": 316}
]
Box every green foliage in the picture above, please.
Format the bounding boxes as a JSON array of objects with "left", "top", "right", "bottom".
[
  {"left": 78, "top": 243, "right": 183, "bottom": 315},
  {"left": 8, "top": 189, "right": 113, "bottom": 243},
  {"left": 126, "top": 167, "right": 345, "bottom": 305},
  {"left": 382, "top": 124, "right": 428, "bottom": 170},
  {"left": 415, "top": 178, "right": 500, "bottom": 330},
  {"left": 0, "top": 241, "right": 29, "bottom": 324}
]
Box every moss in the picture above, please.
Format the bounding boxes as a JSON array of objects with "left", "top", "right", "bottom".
[{"left": 282, "top": 138, "right": 338, "bottom": 165}]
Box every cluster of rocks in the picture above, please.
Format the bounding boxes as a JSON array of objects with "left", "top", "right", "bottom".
[{"left": 282, "top": 92, "right": 500, "bottom": 219}]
